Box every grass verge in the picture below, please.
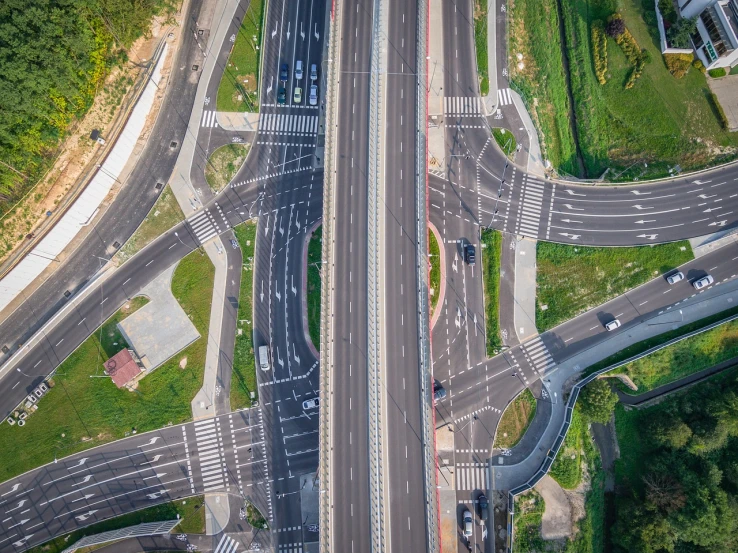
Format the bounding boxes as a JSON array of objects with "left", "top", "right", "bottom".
[
  {"left": 481, "top": 229, "right": 502, "bottom": 355},
  {"left": 550, "top": 408, "right": 585, "bottom": 488},
  {"left": 115, "top": 186, "right": 185, "bottom": 263},
  {"left": 0, "top": 250, "right": 214, "bottom": 482},
  {"left": 492, "top": 128, "right": 517, "bottom": 158},
  {"left": 204, "top": 144, "right": 250, "bottom": 193},
  {"left": 474, "top": 0, "right": 489, "bottom": 96},
  {"left": 27, "top": 497, "right": 205, "bottom": 553},
  {"left": 216, "top": 0, "right": 265, "bottom": 112},
  {"left": 307, "top": 226, "right": 322, "bottom": 351},
  {"left": 428, "top": 229, "right": 441, "bottom": 317},
  {"left": 494, "top": 389, "right": 537, "bottom": 449},
  {"left": 615, "top": 317, "right": 738, "bottom": 393},
  {"left": 536, "top": 241, "right": 693, "bottom": 331},
  {"left": 513, "top": 490, "right": 546, "bottom": 553},
  {"left": 246, "top": 501, "right": 268, "bottom": 530},
  {"left": 585, "top": 305, "right": 738, "bottom": 378},
  {"left": 231, "top": 222, "right": 258, "bottom": 410}
]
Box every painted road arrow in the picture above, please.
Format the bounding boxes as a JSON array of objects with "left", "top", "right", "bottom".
[
  {"left": 1, "top": 484, "right": 21, "bottom": 496},
  {"left": 144, "top": 437, "right": 161, "bottom": 446},
  {"left": 8, "top": 519, "right": 29, "bottom": 529},
  {"left": 631, "top": 190, "right": 651, "bottom": 195},
  {"left": 69, "top": 458, "right": 88, "bottom": 468},
  {"left": 12, "top": 535, "right": 33, "bottom": 547},
  {"left": 560, "top": 219, "right": 582, "bottom": 223},
  {"left": 703, "top": 207, "right": 723, "bottom": 212},
  {"left": 635, "top": 220, "right": 656, "bottom": 224},
  {"left": 698, "top": 194, "right": 717, "bottom": 199},
  {"left": 140, "top": 455, "right": 163, "bottom": 466},
  {"left": 75, "top": 510, "right": 98, "bottom": 522},
  {"left": 633, "top": 205, "right": 653, "bottom": 210},
  {"left": 559, "top": 233, "right": 580, "bottom": 240},
  {"left": 637, "top": 234, "right": 659, "bottom": 240},
  {"left": 563, "top": 204, "right": 583, "bottom": 211},
  {"left": 564, "top": 189, "right": 586, "bottom": 196},
  {"left": 146, "top": 489, "right": 169, "bottom": 500},
  {"left": 72, "top": 475, "right": 93, "bottom": 487},
  {"left": 71, "top": 494, "right": 95, "bottom": 503},
  {"left": 709, "top": 220, "right": 728, "bottom": 227},
  {"left": 692, "top": 180, "right": 711, "bottom": 185},
  {"left": 5, "top": 499, "right": 27, "bottom": 513}
]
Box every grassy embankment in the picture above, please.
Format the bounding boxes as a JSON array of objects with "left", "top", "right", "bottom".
[
  {"left": 494, "top": 389, "right": 537, "bottom": 449},
  {"left": 231, "top": 222, "right": 259, "bottom": 410},
  {"left": 536, "top": 241, "right": 693, "bottom": 331},
  {"left": 481, "top": 229, "right": 502, "bottom": 355},
  {"left": 473, "top": 0, "right": 490, "bottom": 96},
  {"left": 307, "top": 226, "right": 322, "bottom": 350},
  {"left": 0, "top": 250, "right": 214, "bottom": 481},
  {"left": 428, "top": 229, "right": 441, "bottom": 317},
  {"left": 216, "top": 0, "right": 266, "bottom": 112},
  {"left": 492, "top": 128, "right": 517, "bottom": 158},
  {"left": 204, "top": 144, "right": 251, "bottom": 192}
]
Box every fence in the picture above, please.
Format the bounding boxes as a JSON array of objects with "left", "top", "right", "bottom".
[{"left": 60, "top": 520, "right": 180, "bottom": 553}]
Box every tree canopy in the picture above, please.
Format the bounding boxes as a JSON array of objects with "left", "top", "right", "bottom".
[{"left": 579, "top": 378, "right": 618, "bottom": 423}]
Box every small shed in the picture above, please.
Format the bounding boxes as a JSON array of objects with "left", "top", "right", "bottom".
[{"left": 104, "top": 349, "right": 143, "bottom": 388}]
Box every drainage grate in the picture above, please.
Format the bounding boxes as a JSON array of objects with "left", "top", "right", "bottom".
[
  {"left": 113, "top": 241, "right": 121, "bottom": 249},
  {"left": 155, "top": 182, "right": 163, "bottom": 190},
  {"left": 64, "top": 290, "right": 71, "bottom": 298},
  {"left": 170, "top": 141, "right": 178, "bottom": 149},
  {"left": 192, "top": 65, "right": 199, "bottom": 71},
  {"left": 1, "top": 345, "right": 8, "bottom": 354}
]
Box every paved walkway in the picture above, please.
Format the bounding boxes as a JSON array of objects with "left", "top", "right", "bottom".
[
  {"left": 534, "top": 475, "right": 572, "bottom": 539},
  {"left": 708, "top": 74, "right": 738, "bottom": 132},
  {"left": 513, "top": 237, "right": 537, "bottom": 342}
]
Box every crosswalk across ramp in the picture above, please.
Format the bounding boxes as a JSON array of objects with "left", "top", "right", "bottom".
[
  {"left": 214, "top": 534, "right": 239, "bottom": 553},
  {"left": 193, "top": 418, "right": 227, "bottom": 492}
]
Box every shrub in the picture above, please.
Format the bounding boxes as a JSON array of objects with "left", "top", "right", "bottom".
[
  {"left": 667, "top": 16, "right": 697, "bottom": 48},
  {"left": 591, "top": 20, "right": 608, "bottom": 85},
  {"left": 607, "top": 14, "right": 626, "bottom": 37},
  {"left": 709, "top": 67, "right": 727, "bottom": 78},
  {"left": 614, "top": 28, "right": 649, "bottom": 88},
  {"left": 664, "top": 52, "right": 694, "bottom": 78},
  {"left": 658, "top": 0, "right": 678, "bottom": 24},
  {"left": 692, "top": 58, "right": 706, "bottom": 74},
  {"left": 709, "top": 92, "right": 730, "bottom": 130}
]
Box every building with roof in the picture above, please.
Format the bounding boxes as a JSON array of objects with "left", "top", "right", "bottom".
[{"left": 104, "top": 349, "right": 144, "bottom": 388}]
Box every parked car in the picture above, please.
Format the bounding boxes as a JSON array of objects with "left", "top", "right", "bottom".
[
  {"left": 294, "top": 87, "right": 303, "bottom": 104},
  {"left": 310, "top": 63, "right": 318, "bottom": 81},
  {"left": 464, "top": 243, "right": 476, "bottom": 265},
  {"left": 309, "top": 84, "right": 318, "bottom": 106},
  {"left": 478, "top": 494, "right": 489, "bottom": 522},
  {"left": 693, "top": 274, "right": 714, "bottom": 290},
  {"left": 280, "top": 63, "right": 288, "bottom": 81},
  {"left": 605, "top": 319, "right": 621, "bottom": 331},
  {"left": 666, "top": 271, "right": 684, "bottom": 284},
  {"left": 277, "top": 87, "right": 287, "bottom": 104},
  {"left": 302, "top": 397, "right": 320, "bottom": 410},
  {"left": 462, "top": 510, "right": 473, "bottom": 537},
  {"left": 230, "top": 239, "right": 238, "bottom": 249},
  {"left": 295, "top": 60, "right": 303, "bottom": 80},
  {"left": 433, "top": 382, "right": 446, "bottom": 403}
]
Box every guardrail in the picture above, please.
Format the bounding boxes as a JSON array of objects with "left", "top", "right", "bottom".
[
  {"left": 415, "top": 0, "right": 439, "bottom": 550},
  {"left": 318, "top": 0, "right": 341, "bottom": 550},
  {"left": 504, "top": 308, "right": 738, "bottom": 552}
]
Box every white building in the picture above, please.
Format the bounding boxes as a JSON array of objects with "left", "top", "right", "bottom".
[{"left": 677, "top": 0, "right": 738, "bottom": 68}]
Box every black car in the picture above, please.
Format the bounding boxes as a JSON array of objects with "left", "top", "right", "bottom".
[
  {"left": 478, "top": 494, "right": 489, "bottom": 521},
  {"left": 465, "top": 243, "right": 476, "bottom": 265},
  {"left": 433, "top": 381, "right": 447, "bottom": 403},
  {"left": 280, "top": 63, "right": 288, "bottom": 81},
  {"left": 230, "top": 239, "right": 238, "bottom": 249},
  {"left": 277, "top": 87, "right": 287, "bottom": 104}
]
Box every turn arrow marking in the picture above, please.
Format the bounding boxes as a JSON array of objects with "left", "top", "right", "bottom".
[
  {"left": 75, "top": 510, "right": 98, "bottom": 522},
  {"left": 633, "top": 205, "right": 653, "bottom": 210},
  {"left": 12, "top": 535, "right": 33, "bottom": 547},
  {"left": 1, "top": 484, "right": 21, "bottom": 497},
  {"left": 559, "top": 233, "right": 581, "bottom": 240},
  {"left": 634, "top": 220, "right": 656, "bottom": 224},
  {"left": 636, "top": 234, "right": 658, "bottom": 240},
  {"left": 71, "top": 494, "right": 95, "bottom": 503},
  {"left": 560, "top": 218, "right": 582, "bottom": 223},
  {"left": 8, "top": 519, "right": 29, "bottom": 529},
  {"left": 563, "top": 204, "right": 583, "bottom": 211},
  {"left": 72, "top": 475, "right": 93, "bottom": 487},
  {"left": 630, "top": 190, "right": 651, "bottom": 195},
  {"left": 5, "top": 499, "right": 26, "bottom": 513}
]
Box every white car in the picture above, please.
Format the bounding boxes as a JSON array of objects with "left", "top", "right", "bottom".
[
  {"left": 692, "top": 274, "right": 714, "bottom": 289},
  {"left": 302, "top": 397, "right": 320, "bottom": 410},
  {"left": 293, "top": 87, "right": 302, "bottom": 104},
  {"left": 605, "top": 319, "right": 621, "bottom": 331},
  {"left": 295, "top": 60, "right": 303, "bottom": 80},
  {"left": 309, "top": 84, "right": 318, "bottom": 106},
  {"left": 310, "top": 63, "right": 318, "bottom": 81},
  {"left": 462, "top": 510, "right": 473, "bottom": 537},
  {"left": 666, "top": 271, "right": 684, "bottom": 284}
]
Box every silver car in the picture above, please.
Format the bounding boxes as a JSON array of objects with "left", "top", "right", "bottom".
[
  {"left": 605, "top": 319, "right": 621, "bottom": 331},
  {"left": 309, "top": 84, "right": 318, "bottom": 106},
  {"left": 462, "top": 509, "right": 473, "bottom": 537},
  {"left": 693, "top": 274, "right": 714, "bottom": 289},
  {"left": 666, "top": 271, "right": 684, "bottom": 284}
]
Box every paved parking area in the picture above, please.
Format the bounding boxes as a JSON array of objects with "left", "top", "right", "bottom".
[{"left": 709, "top": 74, "right": 738, "bottom": 131}]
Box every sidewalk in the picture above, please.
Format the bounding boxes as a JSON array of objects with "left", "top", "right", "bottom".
[
  {"left": 427, "top": 0, "right": 445, "bottom": 172},
  {"left": 513, "top": 237, "right": 537, "bottom": 342}
]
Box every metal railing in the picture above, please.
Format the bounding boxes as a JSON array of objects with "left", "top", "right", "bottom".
[
  {"left": 318, "top": 0, "right": 341, "bottom": 549},
  {"left": 61, "top": 520, "right": 180, "bottom": 553},
  {"left": 505, "top": 308, "right": 738, "bottom": 552}
]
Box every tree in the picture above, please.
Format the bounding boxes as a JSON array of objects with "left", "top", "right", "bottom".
[
  {"left": 606, "top": 16, "right": 626, "bottom": 38},
  {"left": 646, "top": 410, "right": 693, "bottom": 449},
  {"left": 642, "top": 471, "right": 687, "bottom": 513},
  {"left": 667, "top": 17, "right": 698, "bottom": 48},
  {"left": 578, "top": 378, "right": 618, "bottom": 423}
]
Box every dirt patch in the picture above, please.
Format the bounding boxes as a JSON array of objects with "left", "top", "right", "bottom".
[
  {"left": 535, "top": 475, "right": 572, "bottom": 540},
  {"left": 563, "top": 459, "right": 590, "bottom": 536},
  {"left": 179, "top": 356, "right": 188, "bottom": 369},
  {"left": 204, "top": 143, "right": 251, "bottom": 192}
]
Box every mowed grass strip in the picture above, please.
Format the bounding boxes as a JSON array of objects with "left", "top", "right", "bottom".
[
  {"left": 536, "top": 241, "right": 693, "bottom": 331},
  {"left": 307, "top": 226, "right": 322, "bottom": 351},
  {"left": 216, "top": 0, "right": 265, "bottom": 112},
  {"left": 0, "top": 251, "right": 214, "bottom": 482},
  {"left": 616, "top": 317, "right": 738, "bottom": 393},
  {"left": 494, "top": 389, "right": 537, "bottom": 449},
  {"left": 492, "top": 128, "right": 517, "bottom": 158},
  {"left": 549, "top": 408, "right": 585, "bottom": 488},
  {"left": 428, "top": 229, "right": 441, "bottom": 317},
  {"left": 481, "top": 229, "right": 502, "bottom": 355},
  {"left": 231, "top": 222, "right": 258, "bottom": 410},
  {"left": 474, "top": 0, "right": 489, "bottom": 96},
  {"left": 26, "top": 497, "right": 206, "bottom": 553},
  {"left": 204, "top": 144, "right": 250, "bottom": 192},
  {"left": 115, "top": 185, "right": 184, "bottom": 263}
]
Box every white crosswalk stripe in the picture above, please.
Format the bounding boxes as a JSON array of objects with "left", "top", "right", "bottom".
[
  {"left": 444, "top": 96, "right": 483, "bottom": 116},
  {"left": 515, "top": 179, "right": 546, "bottom": 238},
  {"left": 456, "top": 463, "right": 490, "bottom": 491},
  {"left": 277, "top": 544, "right": 303, "bottom": 553},
  {"left": 214, "top": 534, "right": 239, "bottom": 553},
  {"left": 259, "top": 113, "right": 319, "bottom": 136},
  {"left": 201, "top": 110, "right": 219, "bottom": 128},
  {"left": 186, "top": 206, "right": 230, "bottom": 245},
  {"left": 522, "top": 336, "right": 556, "bottom": 375},
  {"left": 193, "top": 418, "right": 228, "bottom": 492},
  {"left": 497, "top": 87, "right": 513, "bottom": 106}
]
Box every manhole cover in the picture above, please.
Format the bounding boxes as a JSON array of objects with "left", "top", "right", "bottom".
[
  {"left": 1, "top": 345, "right": 9, "bottom": 354},
  {"left": 63, "top": 290, "right": 71, "bottom": 298},
  {"left": 191, "top": 64, "right": 199, "bottom": 71},
  {"left": 155, "top": 182, "right": 163, "bottom": 190},
  {"left": 113, "top": 241, "right": 120, "bottom": 249},
  {"left": 170, "top": 141, "right": 178, "bottom": 149}
]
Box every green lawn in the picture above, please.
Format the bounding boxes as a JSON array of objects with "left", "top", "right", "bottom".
[
  {"left": 474, "top": 0, "right": 489, "bottom": 96},
  {"left": 216, "top": 0, "right": 265, "bottom": 112},
  {"left": 508, "top": 0, "right": 579, "bottom": 175},
  {"left": 560, "top": 0, "right": 738, "bottom": 179},
  {"left": 26, "top": 497, "right": 205, "bottom": 553},
  {"left": 428, "top": 229, "right": 441, "bottom": 317},
  {"left": 492, "top": 128, "right": 517, "bottom": 158},
  {"left": 494, "top": 389, "right": 537, "bottom": 449},
  {"left": 307, "top": 226, "right": 322, "bottom": 350},
  {"left": 513, "top": 490, "right": 547, "bottom": 553},
  {"left": 536, "top": 241, "right": 693, "bottom": 331},
  {"left": 550, "top": 408, "right": 585, "bottom": 488},
  {"left": 585, "top": 305, "right": 738, "bottom": 377},
  {"left": 481, "top": 229, "right": 502, "bottom": 355},
  {"left": 231, "top": 222, "right": 258, "bottom": 410},
  {"left": 204, "top": 144, "right": 250, "bottom": 192},
  {"left": 616, "top": 317, "right": 738, "bottom": 393},
  {"left": 115, "top": 186, "right": 184, "bottom": 263},
  {"left": 0, "top": 251, "right": 214, "bottom": 482}
]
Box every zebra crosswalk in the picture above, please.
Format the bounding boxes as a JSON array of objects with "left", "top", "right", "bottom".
[
  {"left": 444, "top": 96, "right": 483, "bottom": 117},
  {"left": 497, "top": 87, "right": 513, "bottom": 107},
  {"left": 514, "top": 178, "right": 546, "bottom": 238},
  {"left": 521, "top": 335, "right": 556, "bottom": 376},
  {"left": 201, "top": 110, "right": 219, "bottom": 128},
  {"left": 278, "top": 544, "right": 303, "bottom": 553},
  {"left": 456, "top": 462, "right": 490, "bottom": 491},
  {"left": 259, "top": 113, "right": 319, "bottom": 136},
  {"left": 193, "top": 417, "right": 228, "bottom": 493},
  {"left": 186, "top": 207, "right": 229, "bottom": 244},
  {"left": 214, "top": 534, "right": 239, "bottom": 553}
]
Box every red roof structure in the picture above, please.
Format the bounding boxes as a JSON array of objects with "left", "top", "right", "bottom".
[{"left": 104, "top": 349, "right": 141, "bottom": 388}]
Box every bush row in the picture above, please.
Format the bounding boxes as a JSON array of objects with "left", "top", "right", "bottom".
[
  {"left": 610, "top": 14, "right": 649, "bottom": 89},
  {"left": 664, "top": 52, "right": 694, "bottom": 79},
  {"left": 591, "top": 20, "right": 608, "bottom": 85}
]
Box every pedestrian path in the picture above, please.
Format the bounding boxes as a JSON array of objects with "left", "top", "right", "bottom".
[
  {"left": 193, "top": 417, "right": 228, "bottom": 493},
  {"left": 514, "top": 177, "right": 545, "bottom": 238},
  {"left": 186, "top": 206, "right": 230, "bottom": 244},
  {"left": 521, "top": 335, "right": 556, "bottom": 376},
  {"left": 214, "top": 534, "right": 239, "bottom": 553},
  {"left": 444, "top": 96, "right": 483, "bottom": 117},
  {"left": 258, "top": 113, "right": 319, "bottom": 136},
  {"left": 456, "top": 462, "right": 489, "bottom": 491},
  {"left": 201, "top": 110, "right": 220, "bottom": 128},
  {"left": 497, "top": 88, "right": 513, "bottom": 107}
]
